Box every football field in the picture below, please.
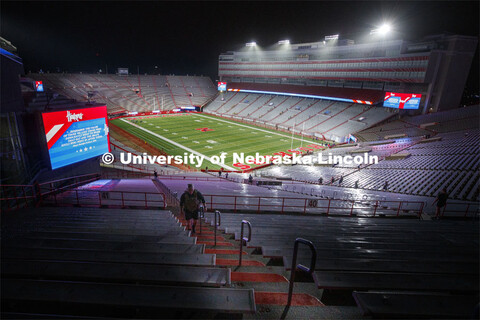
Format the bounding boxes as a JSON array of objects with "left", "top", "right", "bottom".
[{"left": 110, "top": 113, "right": 326, "bottom": 170}]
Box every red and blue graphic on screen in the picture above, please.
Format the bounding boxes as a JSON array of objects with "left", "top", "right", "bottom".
[
  {"left": 217, "top": 82, "right": 227, "bottom": 91},
  {"left": 42, "top": 106, "right": 110, "bottom": 170},
  {"left": 383, "top": 92, "right": 422, "bottom": 109},
  {"left": 35, "top": 81, "right": 44, "bottom": 92}
]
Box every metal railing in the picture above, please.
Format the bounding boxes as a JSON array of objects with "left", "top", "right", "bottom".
[
  {"left": 239, "top": 220, "right": 252, "bottom": 267},
  {"left": 1, "top": 171, "right": 173, "bottom": 212},
  {"left": 440, "top": 202, "right": 479, "bottom": 219},
  {"left": 158, "top": 176, "right": 233, "bottom": 181},
  {"left": 152, "top": 179, "right": 179, "bottom": 207},
  {"left": 213, "top": 210, "right": 221, "bottom": 246},
  {"left": 198, "top": 205, "right": 205, "bottom": 234},
  {"left": 0, "top": 184, "right": 36, "bottom": 211},
  {"left": 1, "top": 173, "right": 101, "bottom": 212},
  {"left": 202, "top": 194, "right": 426, "bottom": 217},
  {"left": 42, "top": 188, "right": 166, "bottom": 209},
  {"left": 281, "top": 238, "right": 317, "bottom": 320}
]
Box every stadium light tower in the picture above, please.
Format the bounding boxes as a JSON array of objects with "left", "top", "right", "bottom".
[
  {"left": 278, "top": 40, "right": 290, "bottom": 45},
  {"left": 246, "top": 41, "right": 257, "bottom": 47}
]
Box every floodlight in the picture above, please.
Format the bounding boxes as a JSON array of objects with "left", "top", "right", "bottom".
[
  {"left": 246, "top": 42, "right": 257, "bottom": 47},
  {"left": 378, "top": 24, "right": 391, "bottom": 35},
  {"left": 278, "top": 40, "right": 290, "bottom": 45},
  {"left": 370, "top": 23, "right": 392, "bottom": 35}
]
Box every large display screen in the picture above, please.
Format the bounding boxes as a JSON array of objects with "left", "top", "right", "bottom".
[
  {"left": 35, "top": 81, "right": 44, "bottom": 92},
  {"left": 42, "top": 106, "right": 110, "bottom": 170},
  {"left": 383, "top": 92, "right": 422, "bottom": 109},
  {"left": 218, "top": 82, "right": 227, "bottom": 91}
]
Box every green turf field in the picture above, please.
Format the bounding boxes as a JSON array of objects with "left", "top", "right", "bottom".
[{"left": 110, "top": 113, "right": 326, "bottom": 170}]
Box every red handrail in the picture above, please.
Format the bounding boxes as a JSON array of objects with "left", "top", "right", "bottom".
[
  {"left": 201, "top": 194, "right": 427, "bottom": 217},
  {"left": 441, "top": 202, "right": 479, "bottom": 218},
  {"left": 42, "top": 188, "right": 166, "bottom": 209},
  {"left": 158, "top": 176, "right": 234, "bottom": 181}
]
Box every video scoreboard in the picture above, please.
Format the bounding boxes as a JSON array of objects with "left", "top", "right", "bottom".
[
  {"left": 35, "top": 81, "right": 44, "bottom": 92},
  {"left": 217, "top": 81, "right": 227, "bottom": 92},
  {"left": 42, "top": 106, "right": 110, "bottom": 169},
  {"left": 383, "top": 92, "right": 422, "bottom": 109}
]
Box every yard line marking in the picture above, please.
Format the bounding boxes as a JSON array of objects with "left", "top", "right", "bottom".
[
  {"left": 120, "top": 119, "right": 236, "bottom": 170},
  {"left": 196, "top": 114, "right": 312, "bottom": 142}
]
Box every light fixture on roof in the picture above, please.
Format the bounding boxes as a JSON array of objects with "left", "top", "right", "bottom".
[
  {"left": 246, "top": 42, "right": 257, "bottom": 47},
  {"left": 378, "top": 24, "right": 391, "bottom": 35},
  {"left": 370, "top": 23, "right": 392, "bottom": 35},
  {"left": 278, "top": 40, "right": 290, "bottom": 45}
]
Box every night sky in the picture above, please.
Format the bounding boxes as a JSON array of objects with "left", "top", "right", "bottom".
[{"left": 2, "top": 1, "right": 479, "bottom": 89}]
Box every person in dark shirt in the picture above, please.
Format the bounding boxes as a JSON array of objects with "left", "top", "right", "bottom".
[
  {"left": 383, "top": 180, "right": 389, "bottom": 191},
  {"left": 433, "top": 188, "right": 448, "bottom": 219},
  {"left": 180, "top": 184, "right": 206, "bottom": 234}
]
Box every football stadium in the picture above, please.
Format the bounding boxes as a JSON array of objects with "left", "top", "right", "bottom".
[{"left": 1, "top": 1, "right": 479, "bottom": 319}]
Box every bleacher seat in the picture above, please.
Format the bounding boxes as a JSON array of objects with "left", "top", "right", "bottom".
[
  {"left": 28, "top": 73, "right": 217, "bottom": 113},
  {"left": 204, "top": 92, "right": 393, "bottom": 140},
  {"left": 1, "top": 207, "right": 256, "bottom": 318},
  {"left": 202, "top": 211, "right": 479, "bottom": 318}
]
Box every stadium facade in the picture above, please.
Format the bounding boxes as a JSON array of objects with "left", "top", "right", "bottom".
[{"left": 218, "top": 34, "right": 478, "bottom": 113}]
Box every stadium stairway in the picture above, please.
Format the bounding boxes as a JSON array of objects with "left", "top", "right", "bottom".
[
  {"left": 202, "top": 211, "right": 479, "bottom": 319},
  {"left": 1, "top": 207, "right": 256, "bottom": 318},
  {"left": 176, "top": 212, "right": 367, "bottom": 319}
]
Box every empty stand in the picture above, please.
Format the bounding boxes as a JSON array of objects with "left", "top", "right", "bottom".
[
  {"left": 203, "top": 211, "right": 479, "bottom": 318},
  {"left": 1, "top": 207, "right": 256, "bottom": 318},
  {"left": 28, "top": 73, "right": 217, "bottom": 113},
  {"left": 204, "top": 92, "right": 393, "bottom": 141}
]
